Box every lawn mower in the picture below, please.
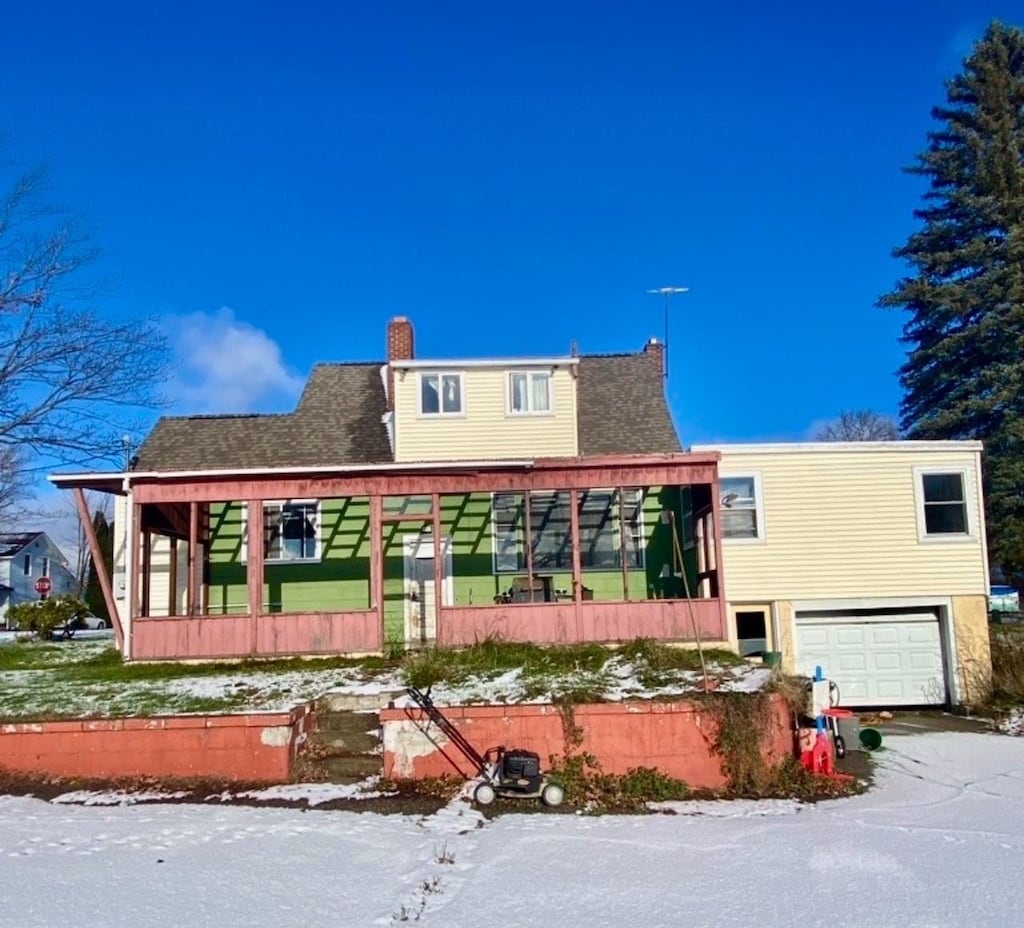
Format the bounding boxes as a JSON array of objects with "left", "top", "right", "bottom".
[{"left": 406, "top": 686, "right": 565, "bottom": 808}]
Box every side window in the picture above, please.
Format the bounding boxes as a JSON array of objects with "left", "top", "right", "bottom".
[
  {"left": 920, "top": 472, "right": 968, "bottom": 536},
  {"left": 720, "top": 475, "right": 763, "bottom": 540}
]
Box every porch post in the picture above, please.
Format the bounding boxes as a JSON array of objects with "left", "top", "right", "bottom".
[
  {"left": 709, "top": 474, "right": 728, "bottom": 639},
  {"left": 140, "top": 529, "right": 152, "bottom": 617},
  {"left": 618, "top": 487, "right": 630, "bottom": 601},
  {"left": 523, "top": 490, "right": 534, "bottom": 598},
  {"left": 247, "top": 499, "right": 265, "bottom": 655},
  {"left": 71, "top": 487, "right": 123, "bottom": 650},
  {"left": 370, "top": 494, "right": 383, "bottom": 642},
  {"left": 431, "top": 493, "right": 443, "bottom": 644},
  {"left": 187, "top": 502, "right": 199, "bottom": 617},
  {"left": 169, "top": 537, "right": 178, "bottom": 616},
  {"left": 569, "top": 488, "right": 582, "bottom": 637}
]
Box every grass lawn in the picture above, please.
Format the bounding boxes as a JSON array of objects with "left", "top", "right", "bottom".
[{"left": 0, "top": 635, "right": 758, "bottom": 722}]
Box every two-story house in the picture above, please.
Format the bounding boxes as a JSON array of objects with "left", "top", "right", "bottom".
[
  {"left": 52, "top": 318, "right": 730, "bottom": 662},
  {"left": 0, "top": 532, "right": 77, "bottom": 627}
]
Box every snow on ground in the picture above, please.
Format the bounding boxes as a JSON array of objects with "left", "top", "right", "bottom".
[
  {"left": 2, "top": 729, "right": 1023, "bottom": 927},
  {"left": 0, "top": 638, "right": 772, "bottom": 719}
]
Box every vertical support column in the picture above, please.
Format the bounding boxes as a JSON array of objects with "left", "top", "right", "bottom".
[
  {"left": 709, "top": 475, "right": 728, "bottom": 640},
  {"left": 523, "top": 490, "right": 534, "bottom": 601},
  {"left": 569, "top": 487, "right": 582, "bottom": 638},
  {"left": 187, "top": 502, "right": 199, "bottom": 617},
  {"left": 618, "top": 487, "right": 630, "bottom": 601},
  {"left": 431, "top": 493, "right": 443, "bottom": 645},
  {"left": 247, "top": 499, "right": 265, "bottom": 656},
  {"left": 370, "top": 495, "right": 383, "bottom": 647},
  {"left": 169, "top": 538, "right": 179, "bottom": 616}
]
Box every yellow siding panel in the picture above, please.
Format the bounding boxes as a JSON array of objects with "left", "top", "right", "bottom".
[
  {"left": 715, "top": 447, "right": 988, "bottom": 600},
  {"left": 393, "top": 366, "right": 578, "bottom": 461}
]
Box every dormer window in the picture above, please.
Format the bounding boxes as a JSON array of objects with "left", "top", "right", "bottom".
[
  {"left": 420, "top": 373, "right": 463, "bottom": 415},
  {"left": 508, "top": 371, "right": 552, "bottom": 414}
]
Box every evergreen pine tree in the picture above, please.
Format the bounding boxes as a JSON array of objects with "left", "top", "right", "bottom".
[
  {"left": 84, "top": 509, "right": 113, "bottom": 620},
  {"left": 880, "top": 21, "right": 1024, "bottom": 584}
]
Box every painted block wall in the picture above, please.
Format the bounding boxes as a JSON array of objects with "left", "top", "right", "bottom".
[
  {"left": 382, "top": 695, "right": 794, "bottom": 790},
  {"left": 0, "top": 707, "right": 313, "bottom": 784}
]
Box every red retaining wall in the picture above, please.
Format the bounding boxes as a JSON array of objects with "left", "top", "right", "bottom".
[
  {"left": 381, "top": 695, "right": 794, "bottom": 790},
  {"left": 0, "top": 705, "right": 313, "bottom": 783}
]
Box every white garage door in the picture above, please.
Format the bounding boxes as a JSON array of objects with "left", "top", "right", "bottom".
[{"left": 795, "top": 611, "right": 946, "bottom": 707}]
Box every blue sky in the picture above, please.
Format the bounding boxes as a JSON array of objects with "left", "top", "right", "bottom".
[{"left": 3, "top": 0, "right": 1019, "bottom": 470}]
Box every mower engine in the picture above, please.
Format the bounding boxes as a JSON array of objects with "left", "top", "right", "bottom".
[{"left": 497, "top": 749, "right": 544, "bottom": 793}]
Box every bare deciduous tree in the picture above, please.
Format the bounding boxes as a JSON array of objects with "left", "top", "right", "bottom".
[
  {"left": 815, "top": 410, "right": 901, "bottom": 442},
  {"left": 0, "top": 156, "right": 167, "bottom": 517}
]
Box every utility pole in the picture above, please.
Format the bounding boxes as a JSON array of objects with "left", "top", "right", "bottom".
[{"left": 646, "top": 286, "right": 689, "bottom": 379}]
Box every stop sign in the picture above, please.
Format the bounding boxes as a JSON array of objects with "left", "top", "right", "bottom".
[{"left": 34, "top": 576, "right": 52, "bottom": 596}]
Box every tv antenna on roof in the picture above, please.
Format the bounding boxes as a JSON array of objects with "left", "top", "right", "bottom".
[{"left": 646, "top": 286, "right": 689, "bottom": 379}]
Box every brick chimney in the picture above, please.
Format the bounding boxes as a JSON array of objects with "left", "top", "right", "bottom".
[
  {"left": 386, "top": 316, "right": 415, "bottom": 412},
  {"left": 644, "top": 336, "right": 666, "bottom": 378}
]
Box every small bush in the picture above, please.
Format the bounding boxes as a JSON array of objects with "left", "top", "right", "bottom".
[
  {"left": 8, "top": 596, "right": 89, "bottom": 640},
  {"left": 550, "top": 754, "right": 689, "bottom": 813}
]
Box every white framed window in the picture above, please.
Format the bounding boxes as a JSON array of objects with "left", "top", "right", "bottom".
[
  {"left": 508, "top": 371, "right": 552, "bottom": 414},
  {"left": 420, "top": 372, "right": 463, "bottom": 415},
  {"left": 719, "top": 474, "right": 765, "bottom": 542},
  {"left": 22, "top": 554, "right": 31, "bottom": 576},
  {"left": 264, "top": 500, "right": 320, "bottom": 561},
  {"left": 240, "top": 500, "right": 322, "bottom": 562},
  {"left": 41, "top": 557, "right": 50, "bottom": 578},
  {"left": 492, "top": 489, "right": 644, "bottom": 572},
  {"left": 915, "top": 468, "right": 973, "bottom": 540}
]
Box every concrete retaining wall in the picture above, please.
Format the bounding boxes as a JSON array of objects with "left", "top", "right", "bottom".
[
  {"left": 0, "top": 705, "right": 313, "bottom": 783},
  {"left": 381, "top": 694, "right": 794, "bottom": 790}
]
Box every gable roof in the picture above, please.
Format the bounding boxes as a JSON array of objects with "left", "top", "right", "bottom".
[
  {"left": 576, "top": 354, "right": 681, "bottom": 455},
  {"left": 135, "top": 351, "right": 679, "bottom": 473},
  {"left": 0, "top": 533, "right": 43, "bottom": 558}
]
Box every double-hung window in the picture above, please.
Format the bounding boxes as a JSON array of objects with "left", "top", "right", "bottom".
[
  {"left": 719, "top": 475, "right": 763, "bottom": 540},
  {"left": 918, "top": 471, "right": 970, "bottom": 538},
  {"left": 420, "top": 373, "right": 463, "bottom": 415},
  {"left": 508, "top": 371, "right": 552, "bottom": 414}
]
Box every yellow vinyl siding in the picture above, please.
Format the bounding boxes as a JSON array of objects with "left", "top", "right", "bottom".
[
  {"left": 713, "top": 446, "right": 987, "bottom": 601},
  {"left": 393, "top": 365, "right": 578, "bottom": 461}
]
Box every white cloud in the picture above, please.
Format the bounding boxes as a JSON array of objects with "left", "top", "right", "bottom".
[{"left": 164, "top": 308, "right": 304, "bottom": 414}]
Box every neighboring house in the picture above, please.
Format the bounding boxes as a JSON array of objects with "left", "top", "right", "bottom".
[
  {"left": 0, "top": 533, "right": 77, "bottom": 627},
  {"left": 691, "top": 442, "right": 992, "bottom": 707},
  {"left": 52, "top": 318, "right": 731, "bottom": 663}
]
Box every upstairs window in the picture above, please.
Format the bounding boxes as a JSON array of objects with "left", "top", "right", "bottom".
[
  {"left": 264, "top": 501, "right": 320, "bottom": 561},
  {"left": 720, "top": 475, "right": 763, "bottom": 540},
  {"left": 420, "top": 373, "right": 463, "bottom": 415},
  {"left": 920, "top": 472, "right": 968, "bottom": 536},
  {"left": 22, "top": 554, "right": 30, "bottom": 576},
  {"left": 508, "top": 371, "right": 552, "bottom": 414},
  {"left": 41, "top": 557, "right": 50, "bottom": 578}
]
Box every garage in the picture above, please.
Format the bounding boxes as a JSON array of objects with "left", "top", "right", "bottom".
[{"left": 795, "top": 608, "right": 947, "bottom": 707}]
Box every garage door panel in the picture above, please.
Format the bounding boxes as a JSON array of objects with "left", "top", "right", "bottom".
[{"left": 795, "top": 610, "right": 945, "bottom": 707}]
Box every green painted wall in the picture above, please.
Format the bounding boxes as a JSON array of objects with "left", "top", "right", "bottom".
[
  {"left": 206, "top": 488, "right": 698, "bottom": 632},
  {"left": 208, "top": 498, "right": 372, "bottom": 615}
]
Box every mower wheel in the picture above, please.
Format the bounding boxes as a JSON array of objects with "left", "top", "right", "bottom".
[
  {"left": 473, "top": 782, "right": 496, "bottom": 806},
  {"left": 834, "top": 735, "right": 846, "bottom": 760},
  {"left": 540, "top": 782, "right": 565, "bottom": 808}
]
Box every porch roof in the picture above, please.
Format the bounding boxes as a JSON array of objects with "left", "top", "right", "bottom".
[{"left": 72, "top": 452, "right": 721, "bottom": 505}]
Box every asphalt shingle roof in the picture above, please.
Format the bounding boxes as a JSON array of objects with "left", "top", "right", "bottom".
[
  {"left": 135, "top": 363, "right": 391, "bottom": 472},
  {"left": 576, "top": 353, "right": 682, "bottom": 455},
  {"left": 135, "top": 352, "right": 680, "bottom": 473},
  {"left": 0, "top": 533, "right": 42, "bottom": 557}
]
